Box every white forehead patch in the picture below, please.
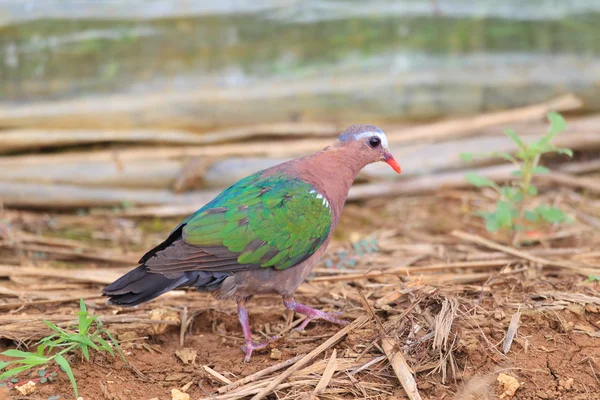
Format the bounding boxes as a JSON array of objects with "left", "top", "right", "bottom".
[{"left": 354, "top": 131, "right": 389, "bottom": 149}]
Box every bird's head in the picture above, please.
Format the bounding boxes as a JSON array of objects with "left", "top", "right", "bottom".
[{"left": 334, "top": 124, "right": 401, "bottom": 174}]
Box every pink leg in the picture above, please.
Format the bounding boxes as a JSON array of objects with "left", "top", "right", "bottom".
[
  {"left": 237, "top": 299, "right": 278, "bottom": 362},
  {"left": 283, "top": 297, "right": 349, "bottom": 332}
]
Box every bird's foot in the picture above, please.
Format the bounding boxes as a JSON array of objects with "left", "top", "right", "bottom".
[
  {"left": 241, "top": 335, "right": 280, "bottom": 362},
  {"left": 295, "top": 309, "right": 349, "bottom": 332},
  {"left": 283, "top": 298, "right": 349, "bottom": 332}
]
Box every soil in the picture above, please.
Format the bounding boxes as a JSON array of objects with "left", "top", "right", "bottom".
[{"left": 1, "top": 190, "right": 599, "bottom": 400}]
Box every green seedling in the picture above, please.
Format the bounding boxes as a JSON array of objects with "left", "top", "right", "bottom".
[
  {"left": 461, "top": 112, "right": 573, "bottom": 237},
  {"left": 0, "top": 299, "right": 125, "bottom": 397}
]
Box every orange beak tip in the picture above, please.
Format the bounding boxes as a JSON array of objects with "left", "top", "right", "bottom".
[{"left": 385, "top": 157, "right": 402, "bottom": 174}]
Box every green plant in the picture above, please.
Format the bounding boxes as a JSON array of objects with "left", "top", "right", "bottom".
[
  {"left": 0, "top": 299, "right": 125, "bottom": 397},
  {"left": 461, "top": 112, "right": 573, "bottom": 235}
]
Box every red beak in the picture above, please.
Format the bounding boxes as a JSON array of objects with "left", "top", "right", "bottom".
[{"left": 383, "top": 151, "right": 402, "bottom": 174}]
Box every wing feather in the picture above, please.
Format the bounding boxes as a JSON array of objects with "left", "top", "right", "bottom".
[{"left": 141, "top": 172, "right": 331, "bottom": 274}]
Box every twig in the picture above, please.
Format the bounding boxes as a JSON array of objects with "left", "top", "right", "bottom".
[
  {"left": 312, "top": 259, "right": 514, "bottom": 283},
  {"left": 503, "top": 308, "right": 521, "bottom": 354},
  {"left": 203, "top": 365, "right": 233, "bottom": 385},
  {"left": 311, "top": 349, "right": 338, "bottom": 398},
  {"left": 250, "top": 315, "right": 370, "bottom": 400},
  {"left": 217, "top": 354, "right": 305, "bottom": 394},
  {"left": 451, "top": 230, "right": 586, "bottom": 271},
  {"left": 180, "top": 306, "right": 188, "bottom": 347},
  {"left": 381, "top": 338, "right": 423, "bottom": 400}
]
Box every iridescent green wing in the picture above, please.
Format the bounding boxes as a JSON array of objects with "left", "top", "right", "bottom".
[{"left": 178, "top": 172, "right": 331, "bottom": 271}]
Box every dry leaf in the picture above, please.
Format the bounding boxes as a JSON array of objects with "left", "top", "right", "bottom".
[
  {"left": 497, "top": 373, "right": 521, "bottom": 398},
  {"left": 149, "top": 308, "right": 181, "bottom": 334},
  {"left": 15, "top": 381, "right": 36, "bottom": 395},
  {"left": 175, "top": 348, "right": 197, "bottom": 365}
]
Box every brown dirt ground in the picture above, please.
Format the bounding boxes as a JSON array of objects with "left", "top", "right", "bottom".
[{"left": 1, "top": 189, "right": 600, "bottom": 399}]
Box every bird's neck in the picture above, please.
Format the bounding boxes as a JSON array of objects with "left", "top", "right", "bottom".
[{"left": 286, "top": 147, "right": 365, "bottom": 224}]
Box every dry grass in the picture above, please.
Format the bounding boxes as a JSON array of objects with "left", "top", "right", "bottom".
[{"left": 0, "top": 184, "right": 599, "bottom": 399}]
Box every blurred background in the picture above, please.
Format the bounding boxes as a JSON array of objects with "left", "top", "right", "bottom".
[
  {"left": 0, "top": 0, "right": 599, "bottom": 210},
  {"left": 2, "top": 3, "right": 600, "bottom": 399}
]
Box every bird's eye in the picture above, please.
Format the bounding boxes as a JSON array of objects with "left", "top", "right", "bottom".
[{"left": 368, "top": 136, "right": 381, "bottom": 148}]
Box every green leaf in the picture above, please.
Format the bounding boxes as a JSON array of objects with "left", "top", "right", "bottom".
[
  {"left": 524, "top": 210, "right": 539, "bottom": 222},
  {"left": 81, "top": 344, "right": 90, "bottom": 361},
  {"left": 43, "top": 320, "right": 69, "bottom": 336},
  {"left": 95, "top": 337, "right": 115, "bottom": 357},
  {"left": 68, "top": 334, "right": 99, "bottom": 351},
  {"left": 557, "top": 148, "right": 573, "bottom": 157},
  {"left": 78, "top": 300, "right": 91, "bottom": 335},
  {"left": 460, "top": 153, "right": 473, "bottom": 162},
  {"left": 500, "top": 187, "right": 519, "bottom": 202},
  {"left": 527, "top": 185, "right": 538, "bottom": 196},
  {"left": 495, "top": 201, "right": 514, "bottom": 229},
  {"left": 0, "top": 361, "right": 10, "bottom": 370},
  {"left": 511, "top": 170, "right": 523, "bottom": 177},
  {"left": 465, "top": 172, "right": 498, "bottom": 189},
  {"left": 547, "top": 112, "right": 566, "bottom": 135},
  {"left": 55, "top": 354, "right": 78, "bottom": 397},
  {"left": 0, "top": 365, "right": 31, "bottom": 380},
  {"left": 493, "top": 152, "right": 518, "bottom": 163},
  {"left": 532, "top": 166, "right": 550, "bottom": 175},
  {"left": 514, "top": 191, "right": 524, "bottom": 203},
  {"left": 2, "top": 349, "right": 34, "bottom": 358},
  {"left": 38, "top": 369, "right": 46, "bottom": 377},
  {"left": 40, "top": 376, "right": 47, "bottom": 384},
  {"left": 104, "top": 330, "right": 126, "bottom": 362},
  {"left": 484, "top": 215, "right": 500, "bottom": 232},
  {"left": 504, "top": 128, "right": 527, "bottom": 151},
  {"left": 537, "top": 206, "right": 569, "bottom": 223}
]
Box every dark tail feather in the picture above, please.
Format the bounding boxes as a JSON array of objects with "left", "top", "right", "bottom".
[
  {"left": 102, "top": 265, "right": 230, "bottom": 307},
  {"left": 102, "top": 265, "right": 187, "bottom": 306}
]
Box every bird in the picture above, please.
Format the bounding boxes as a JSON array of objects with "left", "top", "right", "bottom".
[{"left": 103, "top": 124, "right": 401, "bottom": 362}]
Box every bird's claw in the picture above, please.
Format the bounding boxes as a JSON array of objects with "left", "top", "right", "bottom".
[
  {"left": 241, "top": 335, "right": 280, "bottom": 362},
  {"left": 294, "top": 310, "right": 349, "bottom": 333}
]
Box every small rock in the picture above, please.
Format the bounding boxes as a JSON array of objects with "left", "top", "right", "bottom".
[
  {"left": 497, "top": 373, "right": 520, "bottom": 398},
  {"left": 270, "top": 348, "right": 282, "bottom": 360},
  {"left": 171, "top": 388, "right": 190, "bottom": 400},
  {"left": 15, "top": 381, "right": 36, "bottom": 395},
  {"left": 181, "top": 381, "right": 193, "bottom": 392},
  {"left": 536, "top": 391, "right": 549, "bottom": 399},
  {"left": 175, "top": 348, "right": 198, "bottom": 365},
  {"left": 559, "top": 377, "right": 574, "bottom": 391}
]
